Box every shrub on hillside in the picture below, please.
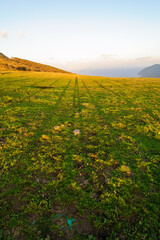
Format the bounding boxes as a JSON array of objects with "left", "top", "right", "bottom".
[{"left": 16, "top": 66, "right": 27, "bottom": 71}]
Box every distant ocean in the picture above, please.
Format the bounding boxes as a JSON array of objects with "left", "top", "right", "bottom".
[{"left": 76, "top": 67, "right": 143, "bottom": 78}]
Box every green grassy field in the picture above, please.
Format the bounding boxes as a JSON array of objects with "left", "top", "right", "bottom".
[{"left": 0, "top": 71, "right": 160, "bottom": 240}]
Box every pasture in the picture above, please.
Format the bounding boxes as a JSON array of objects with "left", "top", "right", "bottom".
[{"left": 0, "top": 72, "right": 160, "bottom": 239}]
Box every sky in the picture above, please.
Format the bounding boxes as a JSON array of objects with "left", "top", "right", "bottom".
[{"left": 1, "top": 0, "right": 160, "bottom": 77}]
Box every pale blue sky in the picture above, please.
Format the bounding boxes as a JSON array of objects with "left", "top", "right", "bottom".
[{"left": 1, "top": 0, "right": 160, "bottom": 76}]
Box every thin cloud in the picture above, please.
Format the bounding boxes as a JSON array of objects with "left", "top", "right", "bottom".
[
  {"left": 135, "top": 56, "right": 154, "bottom": 61},
  {"left": 18, "top": 31, "right": 25, "bottom": 38},
  {"left": 100, "top": 54, "right": 116, "bottom": 60},
  {"left": 133, "top": 56, "right": 160, "bottom": 66},
  {"left": 49, "top": 57, "right": 55, "bottom": 60},
  {"left": 0, "top": 31, "right": 8, "bottom": 38},
  {"left": 60, "top": 56, "right": 160, "bottom": 73}
]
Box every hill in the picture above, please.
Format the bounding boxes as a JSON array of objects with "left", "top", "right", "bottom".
[
  {"left": 0, "top": 53, "right": 9, "bottom": 59},
  {"left": 138, "top": 64, "right": 160, "bottom": 78},
  {"left": 0, "top": 53, "right": 70, "bottom": 73}
]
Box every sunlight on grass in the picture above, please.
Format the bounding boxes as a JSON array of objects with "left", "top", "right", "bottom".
[{"left": 0, "top": 71, "right": 160, "bottom": 239}]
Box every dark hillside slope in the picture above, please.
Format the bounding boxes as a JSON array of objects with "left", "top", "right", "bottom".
[{"left": 139, "top": 64, "right": 160, "bottom": 78}]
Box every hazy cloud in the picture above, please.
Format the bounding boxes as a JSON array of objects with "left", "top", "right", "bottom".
[
  {"left": 0, "top": 31, "right": 8, "bottom": 38},
  {"left": 57, "top": 55, "right": 160, "bottom": 73},
  {"left": 132, "top": 56, "right": 160, "bottom": 66},
  {"left": 100, "top": 54, "right": 116, "bottom": 60},
  {"left": 48, "top": 57, "right": 55, "bottom": 60},
  {"left": 135, "top": 56, "right": 154, "bottom": 61},
  {"left": 18, "top": 31, "right": 24, "bottom": 38}
]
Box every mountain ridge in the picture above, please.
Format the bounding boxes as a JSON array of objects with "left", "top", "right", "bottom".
[
  {"left": 138, "top": 64, "right": 160, "bottom": 78},
  {"left": 0, "top": 53, "right": 70, "bottom": 73},
  {"left": 0, "top": 53, "right": 9, "bottom": 59}
]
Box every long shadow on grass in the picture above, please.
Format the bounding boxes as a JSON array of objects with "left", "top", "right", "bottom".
[
  {"left": 0, "top": 78, "right": 62, "bottom": 121},
  {"left": 26, "top": 79, "right": 71, "bottom": 141},
  {"left": 82, "top": 79, "right": 113, "bottom": 125},
  {"left": 0, "top": 75, "right": 55, "bottom": 96},
  {"left": 94, "top": 79, "right": 160, "bottom": 119},
  {"left": 27, "top": 78, "right": 60, "bottom": 100}
]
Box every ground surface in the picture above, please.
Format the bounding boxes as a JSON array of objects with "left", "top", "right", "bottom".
[{"left": 0, "top": 72, "right": 160, "bottom": 239}]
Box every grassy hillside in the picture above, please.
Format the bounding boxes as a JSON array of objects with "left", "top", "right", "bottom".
[
  {"left": 0, "top": 53, "right": 70, "bottom": 73},
  {"left": 0, "top": 72, "right": 160, "bottom": 240}
]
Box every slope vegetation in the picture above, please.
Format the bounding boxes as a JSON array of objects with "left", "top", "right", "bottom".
[{"left": 0, "top": 53, "right": 70, "bottom": 73}]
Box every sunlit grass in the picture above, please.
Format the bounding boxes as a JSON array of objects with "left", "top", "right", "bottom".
[{"left": 0, "top": 71, "right": 160, "bottom": 239}]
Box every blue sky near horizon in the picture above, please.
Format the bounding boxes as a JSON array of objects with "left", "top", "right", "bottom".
[{"left": 1, "top": 0, "right": 160, "bottom": 76}]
